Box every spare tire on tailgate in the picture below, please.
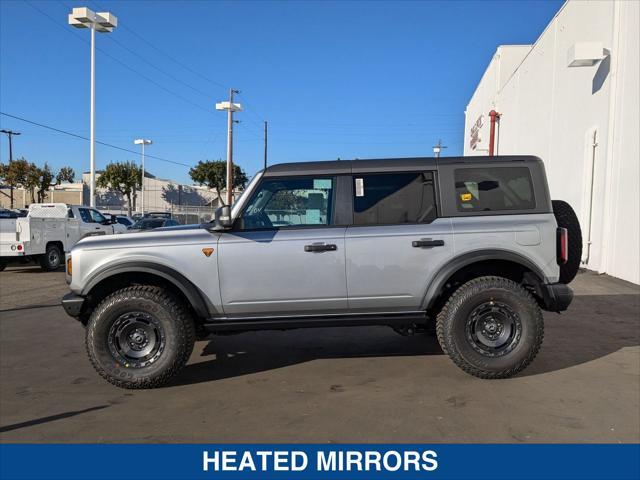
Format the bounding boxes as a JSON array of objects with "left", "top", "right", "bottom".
[{"left": 552, "top": 200, "right": 582, "bottom": 284}]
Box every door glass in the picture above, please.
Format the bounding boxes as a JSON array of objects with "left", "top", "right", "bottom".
[
  {"left": 240, "top": 177, "right": 335, "bottom": 229},
  {"left": 89, "top": 209, "right": 107, "bottom": 223},
  {"left": 353, "top": 172, "right": 437, "bottom": 225}
]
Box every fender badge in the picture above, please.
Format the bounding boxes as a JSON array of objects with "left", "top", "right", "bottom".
[{"left": 202, "top": 247, "right": 214, "bottom": 257}]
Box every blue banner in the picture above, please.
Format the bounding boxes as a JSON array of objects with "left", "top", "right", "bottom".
[{"left": 1, "top": 444, "right": 638, "bottom": 480}]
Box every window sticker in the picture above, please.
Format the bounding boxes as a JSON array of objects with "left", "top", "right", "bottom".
[
  {"left": 460, "top": 193, "right": 472, "bottom": 202},
  {"left": 313, "top": 179, "right": 331, "bottom": 190},
  {"left": 355, "top": 178, "right": 364, "bottom": 197}
]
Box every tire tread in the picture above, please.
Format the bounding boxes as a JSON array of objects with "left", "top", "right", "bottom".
[{"left": 436, "top": 276, "right": 544, "bottom": 379}]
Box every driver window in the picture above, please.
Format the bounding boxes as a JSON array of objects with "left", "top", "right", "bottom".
[
  {"left": 89, "top": 209, "right": 107, "bottom": 223},
  {"left": 240, "top": 177, "right": 335, "bottom": 229}
]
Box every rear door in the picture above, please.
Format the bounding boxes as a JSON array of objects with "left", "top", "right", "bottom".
[
  {"left": 345, "top": 171, "right": 453, "bottom": 312},
  {"left": 217, "top": 175, "right": 348, "bottom": 316}
]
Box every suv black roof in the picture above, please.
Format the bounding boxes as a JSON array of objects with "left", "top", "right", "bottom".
[{"left": 263, "top": 155, "right": 543, "bottom": 177}]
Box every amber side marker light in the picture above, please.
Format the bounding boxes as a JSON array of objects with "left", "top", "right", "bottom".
[
  {"left": 202, "top": 248, "right": 214, "bottom": 257},
  {"left": 67, "top": 256, "right": 73, "bottom": 275}
]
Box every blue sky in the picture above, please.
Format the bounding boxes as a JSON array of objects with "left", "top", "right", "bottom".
[{"left": 0, "top": 0, "right": 562, "bottom": 184}]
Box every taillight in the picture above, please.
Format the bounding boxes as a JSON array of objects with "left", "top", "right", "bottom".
[
  {"left": 557, "top": 227, "right": 568, "bottom": 265},
  {"left": 16, "top": 244, "right": 23, "bottom": 251}
]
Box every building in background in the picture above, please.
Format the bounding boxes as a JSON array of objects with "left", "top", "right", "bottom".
[
  {"left": 82, "top": 171, "right": 231, "bottom": 223},
  {"left": 464, "top": 0, "right": 639, "bottom": 284},
  {"left": 0, "top": 183, "right": 83, "bottom": 209}
]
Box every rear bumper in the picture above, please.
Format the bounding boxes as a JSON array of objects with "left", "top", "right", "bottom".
[
  {"left": 538, "top": 282, "right": 573, "bottom": 312},
  {"left": 61, "top": 292, "right": 85, "bottom": 318}
]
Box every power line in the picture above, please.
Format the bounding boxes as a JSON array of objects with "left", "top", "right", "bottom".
[
  {"left": 87, "top": 0, "right": 229, "bottom": 92},
  {"left": 27, "top": 1, "right": 216, "bottom": 116},
  {"left": 0, "top": 112, "right": 194, "bottom": 168}
]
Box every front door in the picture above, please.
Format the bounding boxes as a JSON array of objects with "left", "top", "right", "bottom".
[
  {"left": 345, "top": 171, "right": 454, "bottom": 312},
  {"left": 218, "top": 175, "right": 348, "bottom": 316},
  {"left": 78, "top": 208, "right": 112, "bottom": 238}
]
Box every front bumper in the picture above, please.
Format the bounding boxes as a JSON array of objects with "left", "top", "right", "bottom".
[
  {"left": 61, "top": 292, "right": 85, "bottom": 318},
  {"left": 538, "top": 283, "right": 573, "bottom": 312}
]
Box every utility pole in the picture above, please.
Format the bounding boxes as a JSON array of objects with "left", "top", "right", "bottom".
[
  {"left": 0, "top": 129, "right": 21, "bottom": 163},
  {"left": 264, "top": 121, "right": 268, "bottom": 170},
  {"left": 216, "top": 89, "right": 242, "bottom": 206},
  {"left": 1, "top": 129, "right": 21, "bottom": 208},
  {"left": 432, "top": 139, "right": 447, "bottom": 158}
]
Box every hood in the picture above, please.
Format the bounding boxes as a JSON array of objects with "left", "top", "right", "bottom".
[{"left": 74, "top": 224, "right": 216, "bottom": 251}]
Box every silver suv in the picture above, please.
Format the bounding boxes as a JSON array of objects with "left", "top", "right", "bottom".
[{"left": 62, "top": 156, "right": 581, "bottom": 389}]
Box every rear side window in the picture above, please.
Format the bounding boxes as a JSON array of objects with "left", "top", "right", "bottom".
[
  {"left": 353, "top": 172, "right": 437, "bottom": 225},
  {"left": 455, "top": 167, "right": 535, "bottom": 212}
]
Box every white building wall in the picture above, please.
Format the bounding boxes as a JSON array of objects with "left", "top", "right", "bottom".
[{"left": 464, "top": 0, "right": 639, "bottom": 284}]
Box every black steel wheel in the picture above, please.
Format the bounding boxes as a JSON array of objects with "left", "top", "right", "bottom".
[
  {"left": 108, "top": 312, "right": 166, "bottom": 368},
  {"left": 86, "top": 285, "right": 195, "bottom": 389},
  {"left": 465, "top": 301, "right": 522, "bottom": 358},
  {"left": 436, "top": 276, "right": 544, "bottom": 379}
]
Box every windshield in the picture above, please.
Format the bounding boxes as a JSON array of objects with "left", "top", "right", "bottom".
[{"left": 129, "top": 218, "right": 165, "bottom": 230}]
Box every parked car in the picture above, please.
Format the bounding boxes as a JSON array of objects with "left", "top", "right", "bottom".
[
  {"left": 127, "top": 217, "right": 180, "bottom": 232},
  {"left": 62, "top": 156, "right": 582, "bottom": 389},
  {"left": 0, "top": 204, "right": 127, "bottom": 271},
  {"left": 111, "top": 215, "right": 134, "bottom": 228}
]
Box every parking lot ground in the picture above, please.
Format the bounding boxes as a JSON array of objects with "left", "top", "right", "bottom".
[{"left": 0, "top": 266, "right": 638, "bottom": 443}]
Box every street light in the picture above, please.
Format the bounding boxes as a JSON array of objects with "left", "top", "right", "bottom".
[
  {"left": 134, "top": 139, "right": 152, "bottom": 215},
  {"left": 68, "top": 7, "right": 118, "bottom": 207},
  {"left": 216, "top": 89, "right": 242, "bottom": 206}
]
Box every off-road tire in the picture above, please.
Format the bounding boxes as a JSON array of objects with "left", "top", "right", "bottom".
[
  {"left": 39, "top": 244, "right": 62, "bottom": 271},
  {"left": 552, "top": 199, "right": 582, "bottom": 284},
  {"left": 436, "top": 276, "right": 544, "bottom": 379},
  {"left": 86, "top": 285, "right": 195, "bottom": 389}
]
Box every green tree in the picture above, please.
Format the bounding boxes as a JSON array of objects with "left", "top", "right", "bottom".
[
  {"left": 96, "top": 161, "right": 142, "bottom": 216},
  {"left": 36, "top": 163, "right": 55, "bottom": 203},
  {"left": 56, "top": 166, "right": 75, "bottom": 184},
  {"left": 25, "top": 163, "right": 43, "bottom": 204},
  {"left": 189, "top": 160, "right": 248, "bottom": 206},
  {"left": 0, "top": 158, "right": 30, "bottom": 208}
]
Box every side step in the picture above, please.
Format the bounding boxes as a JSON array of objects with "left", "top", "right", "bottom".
[{"left": 202, "top": 312, "right": 427, "bottom": 333}]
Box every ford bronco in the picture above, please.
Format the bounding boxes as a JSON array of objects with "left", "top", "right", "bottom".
[{"left": 62, "top": 156, "right": 581, "bottom": 389}]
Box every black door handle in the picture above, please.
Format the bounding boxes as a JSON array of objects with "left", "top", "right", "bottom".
[
  {"left": 412, "top": 239, "right": 445, "bottom": 248},
  {"left": 304, "top": 243, "right": 337, "bottom": 252}
]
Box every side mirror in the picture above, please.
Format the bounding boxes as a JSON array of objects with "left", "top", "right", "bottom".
[
  {"left": 110, "top": 214, "right": 117, "bottom": 224},
  {"left": 214, "top": 205, "right": 233, "bottom": 230}
]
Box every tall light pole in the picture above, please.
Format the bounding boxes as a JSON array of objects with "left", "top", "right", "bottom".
[
  {"left": 68, "top": 7, "right": 118, "bottom": 207},
  {"left": 134, "top": 139, "right": 152, "bottom": 215},
  {"left": 263, "top": 121, "right": 268, "bottom": 170},
  {"left": 216, "top": 89, "right": 242, "bottom": 206}
]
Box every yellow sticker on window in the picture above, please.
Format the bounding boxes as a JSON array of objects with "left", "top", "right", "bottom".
[{"left": 460, "top": 193, "right": 472, "bottom": 202}]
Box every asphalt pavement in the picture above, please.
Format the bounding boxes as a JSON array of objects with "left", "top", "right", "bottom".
[{"left": 0, "top": 266, "right": 638, "bottom": 443}]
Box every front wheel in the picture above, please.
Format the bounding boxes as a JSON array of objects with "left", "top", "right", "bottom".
[
  {"left": 436, "top": 276, "right": 544, "bottom": 379},
  {"left": 86, "top": 285, "right": 195, "bottom": 389}
]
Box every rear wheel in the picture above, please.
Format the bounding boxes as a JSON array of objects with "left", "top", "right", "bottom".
[
  {"left": 436, "top": 276, "right": 544, "bottom": 379},
  {"left": 40, "top": 244, "right": 62, "bottom": 271},
  {"left": 86, "top": 285, "right": 195, "bottom": 389},
  {"left": 552, "top": 200, "right": 582, "bottom": 284}
]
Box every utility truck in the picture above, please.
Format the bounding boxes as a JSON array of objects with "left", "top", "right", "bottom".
[{"left": 0, "top": 203, "right": 126, "bottom": 271}]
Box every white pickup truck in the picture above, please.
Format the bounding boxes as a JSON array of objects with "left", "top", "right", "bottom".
[{"left": 0, "top": 204, "right": 126, "bottom": 271}]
